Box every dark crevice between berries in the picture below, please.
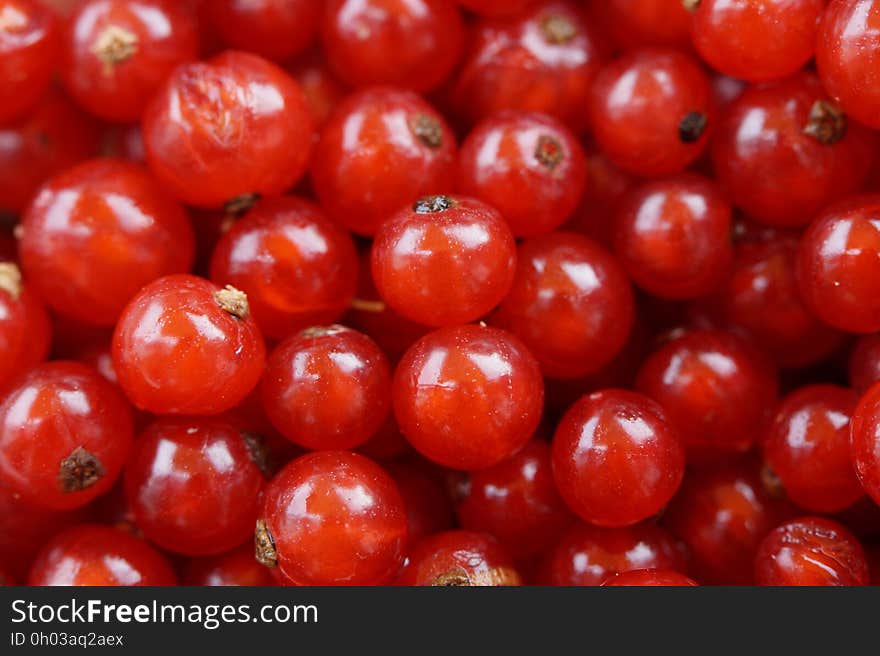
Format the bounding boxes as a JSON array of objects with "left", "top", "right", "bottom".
[
  {"left": 803, "top": 100, "right": 847, "bottom": 145},
  {"left": 761, "top": 464, "right": 786, "bottom": 500},
  {"left": 224, "top": 193, "right": 260, "bottom": 217},
  {"left": 682, "top": 0, "right": 701, "bottom": 11},
  {"left": 241, "top": 431, "right": 270, "bottom": 478},
  {"left": 255, "top": 519, "right": 278, "bottom": 568},
  {"left": 0, "top": 262, "right": 22, "bottom": 300},
  {"left": 409, "top": 113, "right": 443, "bottom": 149},
  {"left": 413, "top": 195, "right": 457, "bottom": 213},
  {"left": 59, "top": 447, "right": 105, "bottom": 493},
  {"left": 350, "top": 298, "right": 386, "bottom": 313},
  {"left": 540, "top": 14, "right": 576, "bottom": 44},
  {"left": 214, "top": 284, "right": 250, "bottom": 319},
  {"left": 431, "top": 567, "right": 473, "bottom": 586},
  {"left": 93, "top": 25, "right": 138, "bottom": 75},
  {"left": 535, "top": 135, "right": 565, "bottom": 170},
  {"left": 678, "top": 111, "right": 708, "bottom": 144}
]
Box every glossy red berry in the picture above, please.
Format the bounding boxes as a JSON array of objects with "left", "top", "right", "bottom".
[
  {"left": 688, "top": 0, "right": 824, "bottom": 83},
  {"left": 588, "top": 48, "right": 714, "bottom": 177},
  {"left": 850, "top": 382, "right": 880, "bottom": 507},
  {"left": 28, "top": 525, "right": 176, "bottom": 586},
  {"left": 183, "top": 544, "right": 275, "bottom": 587},
  {"left": 453, "top": 440, "right": 573, "bottom": 559},
  {"left": 636, "top": 330, "right": 777, "bottom": 462},
  {"left": 205, "top": 0, "right": 319, "bottom": 63},
  {"left": 311, "top": 88, "right": 457, "bottom": 237},
  {"left": 396, "top": 530, "right": 521, "bottom": 586},
  {"left": 0, "top": 0, "right": 59, "bottom": 124},
  {"left": 755, "top": 516, "right": 869, "bottom": 586},
  {"left": 393, "top": 324, "right": 544, "bottom": 470},
  {"left": 493, "top": 232, "right": 635, "bottom": 379},
  {"left": 142, "top": 50, "right": 313, "bottom": 209},
  {"left": 262, "top": 326, "right": 391, "bottom": 450},
  {"left": 552, "top": 389, "right": 685, "bottom": 527},
  {"left": 763, "top": 385, "right": 863, "bottom": 514},
  {"left": 613, "top": 174, "right": 732, "bottom": 300},
  {"left": 452, "top": 1, "right": 603, "bottom": 132},
  {"left": 20, "top": 159, "right": 195, "bottom": 326},
  {"left": 817, "top": 0, "right": 880, "bottom": 130},
  {"left": 112, "top": 274, "right": 266, "bottom": 415},
  {"left": 850, "top": 335, "right": 880, "bottom": 394},
  {"left": 0, "top": 263, "right": 51, "bottom": 392},
  {"left": 371, "top": 196, "right": 516, "bottom": 327},
  {"left": 321, "top": 0, "right": 463, "bottom": 93},
  {"left": 539, "top": 522, "right": 687, "bottom": 586},
  {"left": 209, "top": 196, "right": 357, "bottom": 339},
  {"left": 0, "top": 361, "right": 133, "bottom": 511},
  {"left": 257, "top": 450, "right": 407, "bottom": 585},
  {"left": 590, "top": 0, "right": 691, "bottom": 50},
  {"left": 125, "top": 417, "right": 265, "bottom": 555},
  {"left": 602, "top": 569, "right": 698, "bottom": 586},
  {"left": 60, "top": 0, "right": 198, "bottom": 122},
  {"left": 457, "top": 110, "right": 587, "bottom": 238},
  {"left": 711, "top": 73, "right": 876, "bottom": 228}
]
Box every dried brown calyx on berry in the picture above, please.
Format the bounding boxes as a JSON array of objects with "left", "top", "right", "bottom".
[
  {"left": 409, "top": 113, "right": 443, "bottom": 149},
  {"left": 678, "top": 111, "right": 708, "bottom": 143},
  {"left": 214, "top": 284, "right": 250, "bottom": 319},
  {"left": 93, "top": 25, "right": 138, "bottom": 74},
  {"left": 430, "top": 566, "right": 522, "bottom": 586},
  {"left": 255, "top": 519, "right": 278, "bottom": 568},
  {"left": 59, "top": 447, "right": 105, "bottom": 493},
  {"left": 803, "top": 100, "right": 847, "bottom": 145},
  {"left": 413, "top": 195, "right": 457, "bottom": 213},
  {"left": 0, "top": 262, "right": 22, "bottom": 299}
]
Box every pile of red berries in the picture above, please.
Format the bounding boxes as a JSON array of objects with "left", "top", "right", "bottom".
[{"left": 6, "top": 0, "right": 880, "bottom": 588}]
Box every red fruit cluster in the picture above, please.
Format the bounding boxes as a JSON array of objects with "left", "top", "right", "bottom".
[{"left": 6, "top": 0, "right": 880, "bottom": 588}]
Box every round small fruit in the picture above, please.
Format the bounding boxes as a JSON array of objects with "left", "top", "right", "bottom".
[
  {"left": 849, "top": 382, "right": 880, "bottom": 507},
  {"left": 112, "top": 275, "right": 266, "bottom": 415},
  {"left": 371, "top": 196, "right": 516, "bottom": 327},
  {"left": 60, "top": 0, "right": 198, "bottom": 122},
  {"left": 142, "top": 50, "right": 313, "bottom": 209},
  {"left": 755, "top": 517, "right": 868, "bottom": 586},
  {"left": 28, "top": 525, "right": 176, "bottom": 586},
  {"left": 763, "top": 385, "right": 863, "bottom": 514},
  {"left": 0, "top": 361, "right": 133, "bottom": 511},
  {"left": 850, "top": 335, "right": 880, "bottom": 394},
  {"left": 310, "top": 87, "right": 457, "bottom": 237},
  {"left": 396, "top": 531, "right": 521, "bottom": 586},
  {"left": 20, "top": 159, "right": 195, "bottom": 326},
  {"left": 0, "top": 262, "right": 51, "bottom": 392},
  {"left": 393, "top": 324, "right": 544, "bottom": 470},
  {"left": 591, "top": 0, "right": 691, "bottom": 50},
  {"left": 588, "top": 48, "right": 714, "bottom": 177},
  {"left": 262, "top": 326, "right": 391, "bottom": 451},
  {"left": 613, "top": 174, "right": 732, "bottom": 300},
  {"left": 209, "top": 196, "right": 357, "bottom": 339},
  {"left": 601, "top": 569, "right": 698, "bottom": 586},
  {"left": 552, "top": 389, "right": 685, "bottom": 527},
  {"left": 183, "top": 545, "right": 275, "bottom": 587},
  {"left": 457, "top": 110, "right": 586, "bottom": 238},
  {"left": 492, "top": 232, "right": 635, "bottom": 379},
  {"left": 256, "top": 451, "right": 407, "bottom": 586}
]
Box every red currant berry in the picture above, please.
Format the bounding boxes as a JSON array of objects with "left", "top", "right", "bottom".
[
  {"left": 287, "top": 49, "right": 347, "bottom": 128},
  {"left": 0, "top": 361, "right": 133, "bottom": 511},
  {"left": 28, "top": 525, "right": 176, "bottom": 586},
  {"left": 256, "top": 450, "right": 407, "bottom": 585},
  {"left": 457, "top": 110, "right": 587, "bottom": 238},
  {"left": 755, "top": 516, "right": 869, "bottom": 586},
  {"left": 112, "top": 274, "right": 266, "bottom": 415},
  {"left": 552, "top": 389, "right": 685, "bottom": 527},
  {"left": 60, "top": 0, "right": 198, "bottom": 122},
  {"left": 850, "top": 334, "right": 880, "bottom": 394},
  {"left": 371, "top": 196, "right": 516, "bottom": 327},
  {"left": 321, "top": 0, "right": 463, "bottom": 93},
  {"left": 385, "top": 459, "right": 455, "bottom": 545},
  {"left": 539, "top": 522, "right": 687, "bottom": 586},
  {"left": 591, "top": 0, "right": 691, "bottom": 51},
  {"left": 0, "top": 0, "right": 59, "bottom": 123},
  {"left": 711, "top": 72, "right": 876, "bottom": 227},
  {"left": 209, "top": 196, "right": 357, "bottom": 339},
  {"left": 613, "top": 174, "right": 732, "bottom": 300},
  {"left": 125, "top": 417, "right": 265, "bottom": 555},
  {"left": 588, "top": 48, "right": 714, "bottom": 177},
  {"left": 453, "top": 440, "right": 573, "bottom": 559},
  {"left": 311, "top": 88, "right": 457, "bottom": 237},
  {"left": 849, "top": 382, "right": 880, "bottom": 507},
  {"left": 262, "top": 326, "right": 391, "bottom": 451},
  {"left": 396, "top": 530, "right": 521, "bottom": 586},
  {"left": 183, "top": 544, "right": 275, "bottom": 587},
  {"left": 688, "top": 0, "right": 824, "bottom": 83},
  {"left": 601, "top": 568, "right": 698, "bottom": 586},
  {"left": 452, "top": 1, "right": 603, "bottom": 132},
  {"left": 20, "top": 159, "right": 195, "bottom": 326},
  {"left": 205, "top": 0, "right": 319, "bottom": 63},
  {"left": 636, "top": 330, "right": 777, "bottom": 462},
  {"left": 492, "top": 232, "right": 635, "bottom": 379},
  {"left": 142, "top": 51, "right": 313, "bottom": 209},
  {"left": 817, "top": 0, "right": 880, "bottom": 130},
  {"left": 393, "top": 324, "right": 544, "bottom": 470},
  {"left": 763, "top": 385, "right": 863, "bottom": 514},
  {"left": 0, "top": 262, "right": 51, "bottom": 392}
]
